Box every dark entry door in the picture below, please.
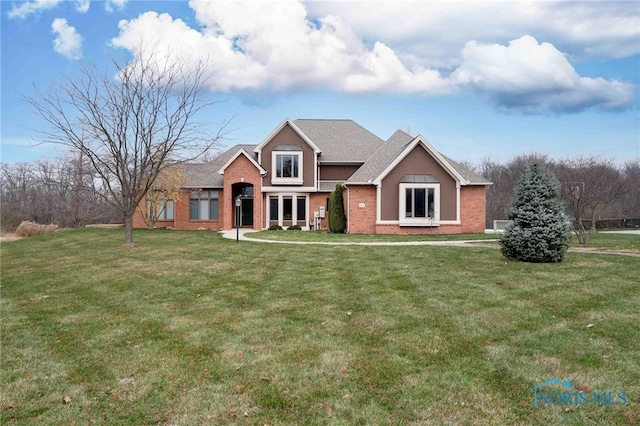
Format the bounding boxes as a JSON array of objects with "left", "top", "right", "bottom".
[{"left": 241, "top": 198, "right": 253, "bottom": 227}]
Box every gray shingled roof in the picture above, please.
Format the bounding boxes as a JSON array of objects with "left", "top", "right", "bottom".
[
  {"left": 347, "top": 129, "right": 413, "bottom": 183},
  {"left": 183, "top": 144, "right": 257, "bottom": 187},
  {"left": 293, "top": 119, "right": 384, "bottom": 163},
  {"left": 441, "top": 155, "right": 492, "bottom": 185},
  {"left": 347, "top": 129, "right": 491, "bottom": 185}
]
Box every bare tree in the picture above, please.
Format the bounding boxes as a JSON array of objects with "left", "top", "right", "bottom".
[
  {"left": 27, "top": 50, "right": 226, "bottom": 245},
  {"left": 556, "top": 157, "right": 629, "bottom": 244}
]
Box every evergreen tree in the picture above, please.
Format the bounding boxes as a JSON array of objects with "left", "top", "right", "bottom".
[
  {"left": 500, "top": 163, "right": 571, "bottom": 262},
  {"left": 328, "top": 183, "right": 347, "bottom": 233}
]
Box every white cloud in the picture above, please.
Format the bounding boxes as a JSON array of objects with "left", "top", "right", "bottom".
[
  {"left": 305, "top": 1, "right": 640, "bottom": 64},
  {"left": 51, "top": 18, "right": 83, "bottom": 60},
  {"left": 7, "top": 0, "right": 60, "bottom": 19},
  {"left": 110, "top": 0, "right": 636, "bottom": 113},
  {"left": 105, "top": 0, "right": 127, "bottom": 12},
  {"left": 452, "top": 35, "right": 635, "bottom": 113},
  {"left": 75, "top": 0, "right": 90, "bottom": 13}
]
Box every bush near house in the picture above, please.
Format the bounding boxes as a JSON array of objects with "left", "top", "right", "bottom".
[
  {"left": 268, "top": 224, "right": 283, "bottom": 231},
  {"left": 500, "top": 163, "right": 571, "bottom": 262},
  {"left": 328, "top": 183, "right": 346, "bottom": 233},
  {"left": 287, "top": 224, "right": 302, "bottom": 230}
]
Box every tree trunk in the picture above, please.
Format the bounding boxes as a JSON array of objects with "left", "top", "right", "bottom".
[{"left": 124, "top": 214, "right": 134, "bottom": 246}]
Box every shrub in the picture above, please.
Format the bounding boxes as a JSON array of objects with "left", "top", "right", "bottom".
[
  {"left": 500, "top": 163, "right": 571, "bottom": 263},
  {"left": 15, "top": 221, "right": 58, "bottom": 237},
  {"left": 287, "top": 224, "right": 302, "bottom": 231},
  {"left": 328, "top": 183, "right": 347, "bottom": 233},
  {"left": 268, "top": 224, "right": 283, "bottom": 231}
]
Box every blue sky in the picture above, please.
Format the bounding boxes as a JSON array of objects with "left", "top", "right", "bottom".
[{"left": 2, "top": 0, "right": 639, "bottom": 165}]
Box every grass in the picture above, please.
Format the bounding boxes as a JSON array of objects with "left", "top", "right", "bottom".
[{"left": 1, "top": 228, "right": 638, "bottom": 425}]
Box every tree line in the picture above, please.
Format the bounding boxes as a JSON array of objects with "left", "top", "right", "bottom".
[{"left": 478, "top": 154, "right": 640, "bottom": 234}]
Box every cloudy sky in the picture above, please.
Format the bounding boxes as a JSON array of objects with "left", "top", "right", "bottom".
[{"left": 1, "top": 0, "right": 639, "bottom": 165}]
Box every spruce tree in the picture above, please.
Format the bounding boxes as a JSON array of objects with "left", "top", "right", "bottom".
[
  {"left": 328, "top": 183, "right": 347, "bottom": 233},
  {"left": 500, "top": 163, "right": 571, "bottom": 262}
]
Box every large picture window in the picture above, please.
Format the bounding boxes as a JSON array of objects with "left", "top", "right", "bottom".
[
  {"left": 399, "top": 183, "right": 439, "bottom": 226},
  {"left": 189, "top": 190, "right": 219, "bottom": 220},
  {"left": 272, "top": 151, "right": 303, "bottom": 184}
]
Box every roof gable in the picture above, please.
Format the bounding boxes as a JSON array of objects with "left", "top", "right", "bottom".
[
  {"left": 218, "top": 147, "right": 267, "bottom": 175},
  {"left": 347, "top": 130, "right": 491, "bottom": 186},
  {"left": 253, "top": 118, "right": 321, "bottom": 158}
]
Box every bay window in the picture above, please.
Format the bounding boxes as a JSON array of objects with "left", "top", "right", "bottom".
[{"left": 399, "top": 183, "right": 439, "bottom": 226}]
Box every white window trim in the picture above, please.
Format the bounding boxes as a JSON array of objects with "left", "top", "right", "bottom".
[
  {"left": 266, "top": 193, "right": 310, "bottom": 230},
  {"left": 271, "top": 151, "right": 303, "bottom": 185},
  {"left": 399, "top": 183, "right": 440, "bottom": 226}
]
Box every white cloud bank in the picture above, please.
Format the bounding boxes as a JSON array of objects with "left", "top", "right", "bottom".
[
  {"left": 8, "top": 0, "right": 61, "bottom": 19},
  {"left": 52, "top": 18, "right": 83, "bottom": 60},
  {"left": 110, "top": 0, "right": 636, "bottom": 114}
]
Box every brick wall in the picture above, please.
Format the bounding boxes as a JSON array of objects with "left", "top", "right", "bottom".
[
  {"left": 459, "top": 185, "right": 486, "bottom": 233},
  {"left": 222, "top": 154, "right": 263, "bottom": 230},
  {"left": 309, "top": 193, "right": 331, "bottom": 230},
  {"left": 345, "top": 186, "right": 377, "bottom": 234}
]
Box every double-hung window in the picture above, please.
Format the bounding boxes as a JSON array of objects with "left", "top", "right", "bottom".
[
  {"left": 399, "top": 183, "right": 439, "bottom": 226},
  {"left": 272, "top": 151, "right": 303, "bottom": 184},
  {"left": 156, "top": 200, "right": 174, "bottom": 220},
  {"left": 189, "top": 190, "right": 219, "bottom": 220}
]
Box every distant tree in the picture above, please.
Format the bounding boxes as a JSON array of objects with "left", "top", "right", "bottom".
[
  {"left": 328, "top": 183, "right": 346, "bottom": 233},
  {"left": 27, "top": 48, "right": 227, "bottom": 245},
  {"left": 480, "top": 153, "right": 551, "bottom": 229},
  {"left": 500, "top": 163, "right": 571, "bottom": 263},
  {"left": 555, "top": 157, "right": 629, "bottom": 244}
]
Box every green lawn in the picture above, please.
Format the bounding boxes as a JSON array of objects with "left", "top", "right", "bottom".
[{"left": 1, "top": 229, "right": 638, "bottom": 425}]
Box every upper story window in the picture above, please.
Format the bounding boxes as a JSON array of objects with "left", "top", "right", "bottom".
[
  {"left": 272, "top": 150, "right": 303, "bottom": 185},
  {"left": 399, "top": 179, "right": 440, "bottom": 226}
]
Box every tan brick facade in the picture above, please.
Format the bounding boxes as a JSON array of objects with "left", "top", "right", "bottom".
[{"left": 345, "top": 186, "right": 377, "bottom": 234}]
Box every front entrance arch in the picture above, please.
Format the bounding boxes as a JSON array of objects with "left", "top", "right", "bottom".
[{"left": 231, "top": 183, "right": 254, "bottom": 227}]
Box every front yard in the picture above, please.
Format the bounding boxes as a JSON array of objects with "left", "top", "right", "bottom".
[{"left": 1, "top": 229, "right": 637, "bottom": 424}]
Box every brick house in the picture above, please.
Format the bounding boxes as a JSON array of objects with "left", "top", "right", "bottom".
[{"left": 133, "top": 118, "right": 491, "bottom": 234}]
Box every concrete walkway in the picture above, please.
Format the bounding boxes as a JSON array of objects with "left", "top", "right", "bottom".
[{"left": 219, "top": 228, "right": 497, "bottom": 246}]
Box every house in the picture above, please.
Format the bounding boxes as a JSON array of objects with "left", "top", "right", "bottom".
[{"left": 132, "top": 118, "right": 491, "bottom": 234}]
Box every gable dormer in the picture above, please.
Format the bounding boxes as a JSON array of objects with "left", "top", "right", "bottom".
[{"left": 254, "top": 119, "right": 321, "bottom": 189}]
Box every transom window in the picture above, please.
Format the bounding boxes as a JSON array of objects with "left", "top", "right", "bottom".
[
  {"left": 189, "top": 190, "right": 219, "bottom": 220},
  {"left": 272, "top": 151, "right": 303, "bottom": 184},
  {"left": 399, "top": 183, "right": 439, "bottom": 226}
]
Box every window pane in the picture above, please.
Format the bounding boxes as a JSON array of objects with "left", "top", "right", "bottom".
[
  {"left": 189, "top": 199, "right": 198, "bottom": 220},
  {"left": 415, "top": 188, "right": 426, "bottom": 217},
  {"left": 405, "top": 188, "right": 413, "bottom": 217},
  {"left": 297, "top": 197, "right": 306, "bottom": 221},
  {"left": 283, "top": 197, "right": 293, "bottom": 220},
  {"left": 276, "top": 155, "right": 282, "bottom": 178},
  {"left": 190, "top": 191, "right": 199, "bottom": 199},
  {"left": 270, "top": 197, "right": 278, "bottom": 221},
  {"left": 199, "top": 199, "right": 209, "bottom": 220},
  {"left": 211, "top": 190, "right": 219, "bottom": 199},
  {"left": 427, "top": 188, "right": 434, "bottom": 218},
  {"left": 293, "top": 155, "right": 299, "bottom": 178},
  {"left": 165, "top": 200, "right": 174, "bottom": 220},
  {"left": 209, "top": 199, "right": 219, "bottom": 220},
  {"left": 282, "top": 155, "right": 292, "bottom": 178}
]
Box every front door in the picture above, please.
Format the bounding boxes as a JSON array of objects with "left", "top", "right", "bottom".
[{"left": 241, "top": 198, "right": 253, "bottom": 227}]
